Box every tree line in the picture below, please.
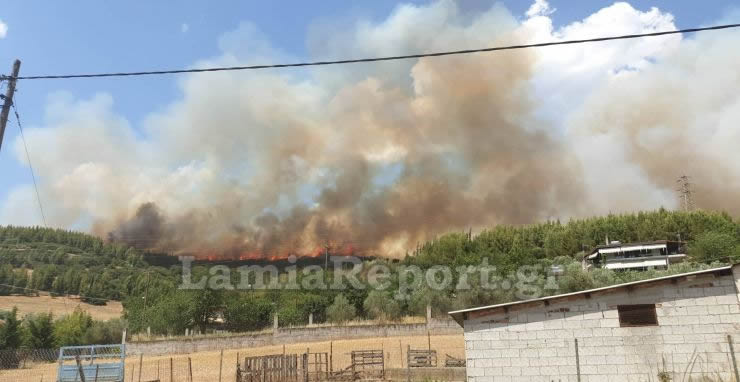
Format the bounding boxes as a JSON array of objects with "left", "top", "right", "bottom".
[{"left": 1, "top": 209, "right": 740, "bottom": 343}]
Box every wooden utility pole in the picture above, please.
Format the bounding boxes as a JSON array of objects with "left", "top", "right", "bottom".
[
  {"left": 0, "top": 59, "right": 21, "bottom": 152},
  {"left": 324, "top": 243, "right": 330, "bottom": 272}
]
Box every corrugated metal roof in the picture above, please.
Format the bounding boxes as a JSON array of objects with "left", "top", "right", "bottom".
[{"left": 448, "top": 264, "right": 735, "bottom": 326}]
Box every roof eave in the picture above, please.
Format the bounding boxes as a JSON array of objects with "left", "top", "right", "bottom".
[{"left": 448, "top": 264, "right": 734, "bottom": 327}]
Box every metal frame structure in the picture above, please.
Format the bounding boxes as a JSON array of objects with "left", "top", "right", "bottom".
[{"left": 57, "top": 344, "right": 126, "bottom": 382}]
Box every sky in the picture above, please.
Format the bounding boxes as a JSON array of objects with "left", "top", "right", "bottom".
[{"left": 0, "top": 1, "right": 739, "bottom": 255}]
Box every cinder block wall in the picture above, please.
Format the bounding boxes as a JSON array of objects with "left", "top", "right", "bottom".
[
  {"left": 464, "top": 270, "right": 740, "bottom": 382},
  {"left": 128, "top": 318, "right": 462, "bottom": 356}
]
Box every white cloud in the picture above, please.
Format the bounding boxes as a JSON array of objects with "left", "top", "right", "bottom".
[
  {"left": 181, "top": 23, "right": 189, "bottom": 33},
  {"left": 0, "top": 19, "right": 7, "bottom": 38},
  {"left": 526, "top": 0, "right": 555, "bottom": 18}
]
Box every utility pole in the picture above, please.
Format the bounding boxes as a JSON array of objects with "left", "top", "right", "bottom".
[
  {"left": 676, "top": 175, "right": 695, "bottom": 212},
  {"left": 0, "top": 59, "right": 21, "bottom": 152},
  {"left": 324, "top": 243, "right": 330, "bottom": 272}
]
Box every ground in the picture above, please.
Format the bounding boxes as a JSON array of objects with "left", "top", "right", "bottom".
[
  {"left": 0, "top": 294, "right": 123, "bottom": 321},
  {"left": 0, "top": 334, "right": 465, "bottom": 381}
]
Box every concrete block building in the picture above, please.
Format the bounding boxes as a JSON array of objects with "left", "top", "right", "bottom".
[{"left": 449, "top": 265, "right": 740, "bottom": 382}]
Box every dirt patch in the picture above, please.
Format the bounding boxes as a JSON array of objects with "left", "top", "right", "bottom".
[{"left": 0, "top": 295, "right": 123, "bottom": 321}]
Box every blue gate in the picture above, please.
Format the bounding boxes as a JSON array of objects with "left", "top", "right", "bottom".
[{"left": 57, "top": 344, "right": 126, "bottom": 382}]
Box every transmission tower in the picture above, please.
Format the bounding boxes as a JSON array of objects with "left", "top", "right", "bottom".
[{"left": 676, "top": 175, "right": 695, "bottom": 211}]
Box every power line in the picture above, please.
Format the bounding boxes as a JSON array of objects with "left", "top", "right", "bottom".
[
  {"left": 2, "top": 23, "right": 740, "bottom": 81},
  {"left": 12, "top": 100, "right": 48, "bottom": 226}
]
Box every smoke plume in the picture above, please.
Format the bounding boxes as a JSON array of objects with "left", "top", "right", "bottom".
[{"left": 4, "top": 1, "right": 740, "bottom": 258}]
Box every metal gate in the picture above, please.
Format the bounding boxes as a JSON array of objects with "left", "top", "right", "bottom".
[{"left": 57, "top": 344, "right": 126, "bottom": 382}]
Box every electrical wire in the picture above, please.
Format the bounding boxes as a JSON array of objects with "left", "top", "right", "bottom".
[
  {"left": 12, "top": 99, "right": 48, "bottom": 227},
  {"left": 2, "top": 23, "right": 739, "bottom": 81}
]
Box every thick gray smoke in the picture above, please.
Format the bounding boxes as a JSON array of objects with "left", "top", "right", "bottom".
[{"left": 3, "top": 1, "right": 740, "bottom": 258}]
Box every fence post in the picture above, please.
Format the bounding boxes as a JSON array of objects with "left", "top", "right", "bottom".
[
  {"left": 303, "top": 352, "right": 309, "bottom": 382},
  {"left": 219, "top": 349, "right": 224, "bottom": 382},
  {"left": 406, "top": 345, "right": 411, "bottom": 382},
  {"left": 575, "top": 338, "right": 581, "bottom": 382},
  {"left": 75, "top": 355, "right": 87, "bottom": 382},
  {"left": 399, "top": 340, "right": 403, "bottom": 369},
  {"left": 728, "top": 335, "right": 740, "bottom": 382},
  {"left": 330, "top": 341, "right": 333, "bottom": 373},
  {"left": 94, "top": 365, "right": 99, "bottom": 382},
  {"left": 169, "top": 357, "right": 173, "bottom": 382},
  {"left": 138, "top": 353, "right": 143, "bottom": 382},
  {"left": 188, "top": 357, "right": 193, "bottom": 382}
]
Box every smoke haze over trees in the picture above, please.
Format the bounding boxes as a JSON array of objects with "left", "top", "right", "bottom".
[{"left": 2, "top": 1, "right": 740, "bottom": 258}]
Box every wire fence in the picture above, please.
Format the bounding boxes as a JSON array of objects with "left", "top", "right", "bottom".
[{"left": 0, "top": 333, "right": 465, "bottom": 381}]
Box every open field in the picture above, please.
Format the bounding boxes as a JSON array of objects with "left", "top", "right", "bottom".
[
  {"left": 0, "top": 294, "right": 123, "bottom": 320},
  {"left": 0, "top": 334, "right": 465, "bottom": 382}
]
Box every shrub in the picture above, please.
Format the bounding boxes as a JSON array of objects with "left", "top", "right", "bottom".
[
  {"left": 326, "top": 294, "right": 356, "bottom": 324},
  {"left": 689, "top": 232, "right": 740, "bottom": 263},
  {"left": 363, "top": 291, "right": 401, "bottom": 321},
  {"left": 53, "top": 307, "right": 93, "bottom": 347},
  {"left": 224, "top": 295, "right": 273, "bottom": 332}
]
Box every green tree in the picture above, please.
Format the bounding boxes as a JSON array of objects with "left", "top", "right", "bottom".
[
  {"left": 190, "top": 289, "right": 222, "bottom": 333},
  {"left": 53, "top": 307, "right": 93, "bottom": 347},
  {"left": 23, "top": 312, "right": 55, "bottom": 349},
  {"left": 689, "top": 232, "right": 740, "bottom": 263},
  {"left": 224, "top": 294, "right": 273, "bottom": 332},
  {"left": 363, "top": 291, "right": 401, "bottom": 321},
  {"left": 408, "top": 285, "right": 454, "bottom": 317},
  {"left": 84, "top": 319, "right": 125, "bottom": 344},
  {"left": 0, "top": 307, "right": 22, "bottom": 349},
  {"left": 326, "top": 294, "right": 356, "bottom": 324}
]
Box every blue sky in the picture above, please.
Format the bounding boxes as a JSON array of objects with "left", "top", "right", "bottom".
[{"left": 0, "top": 0, "right": 738, "bottom": 232}]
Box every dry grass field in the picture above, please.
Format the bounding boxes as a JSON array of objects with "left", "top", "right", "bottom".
[
  {"left": 0, "top": 334, "right": 465, "bottom": 382},
  {"left": 0, "top": 294, "right": 123, "bottom": 320}
]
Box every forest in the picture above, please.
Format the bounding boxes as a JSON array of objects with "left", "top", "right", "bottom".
[{"left": 1, "top": 208, "right": 740, "bottom": 349}]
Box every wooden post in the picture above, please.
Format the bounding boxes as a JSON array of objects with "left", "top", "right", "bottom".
[
  {"left": 399, "top": 340, "right": 403, "bottom": 369},
  {"left": 406, "top": 345, "right": 411, "bottom": 382},
  {"left": 75, "top": 356, "right": 87, "bottom": 382},
  {"left": 427, "top": 330, "right": 431, "bottom": 352},
  {"left": 729, "top": 335, "right": 740, "bottom": 382},
  {"left": 188, "top": 357, "right": 193, "bottom": 382},
  {"left": 169, "top": 358, "right": 173, "bottom": 382},
  {"left": 329, "top": 341, "right": 333, "bottom": 373},
  {"left": 130, "top": 364, "right": 135, "bottom": 382},
  {"left": 138, "top": 354, "right": 143, "bottom": 382},
  {"left": 575, "top": 338, "right": 581, "bottom": 382},
  {"left": 0, "top": 59, "right": 21, "bottom": 152},
  {"left": 303, "top": 352, "right": 309, "bottom": 382},
  {"left": 219, "top": 349, "right": 224, "bottom": 382}
]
